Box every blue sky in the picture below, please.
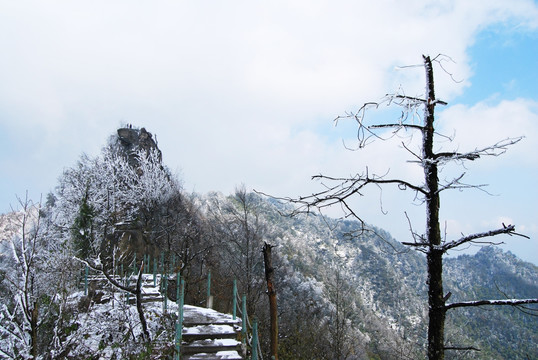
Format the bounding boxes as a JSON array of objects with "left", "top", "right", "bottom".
[
  {"left": 460, "top": 27, "right": 538, "bottom": 104},
  {"left": 1, "top": 1, "right": 537, "bottom": 264}
]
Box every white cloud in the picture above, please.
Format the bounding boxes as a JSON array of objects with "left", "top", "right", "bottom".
[
  {"left": 437, "top": 99, "right": 538, "bottom": 166},
  {"left": 1, "top": 0, "right": 538, "bottom": 261}
]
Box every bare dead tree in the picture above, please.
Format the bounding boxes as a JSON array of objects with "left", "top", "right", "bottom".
[{"left": 266, "top": 55, "right": 537, "bottom": 360}]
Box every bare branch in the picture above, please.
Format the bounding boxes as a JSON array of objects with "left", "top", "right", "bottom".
[
  {"left": 445, "top": 298, "right": 538, "bottom": 311},
  {"left": 436, "top": 173, "right": 466, "bottom": 193},
  {"left": 74, "top": 257, "right": 135, "bottom": 294},
  {"left": 433, "top": 152, "right": 480, "bottom": 162},
  {"left": 472, "top": 137, "right": 524, "bottom": 157},
  {"left": 444, "top": 345, "right": 481, "bottom": 352},
  {"left": 311, "top": 172, "right": 426, "bottom": 197},
  {"left": 392, "top": 94, "right": 448, "bottom": 106},
  {"left": 440, "top": 224, "right": 529, "bottom": 252},
  {"left": 370, "top": 123, "right": 424, "bottom": 131},
  {"left": 401, "top": 141, "right": 422, "bottom": 163}
]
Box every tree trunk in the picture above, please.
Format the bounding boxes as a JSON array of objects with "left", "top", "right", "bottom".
[
  {"left": 262, "top": 242, "right": 278, "bottom": 360},
  {"left": 427, "top": 250, "right": 445, "bottom": 360},
  {"left": 422, "top": 55, "right": 445, "bottom": 360},
  {"left": 96, "top": 259, "right": 151, "bottom": 342},
  {"left": 30, "top": 302, "right": 38, "bottom": 359},
  {"left": 135, "top": 261, "right": 150, "bottom": 342}
]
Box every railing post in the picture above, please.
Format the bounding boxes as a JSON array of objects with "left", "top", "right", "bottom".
[
  {"left": 84, "top": 265, "right": 88, "bottom": 296},
  {"left": 160, "top": 252, "right": 165, "bottom": 290},
  {"left": 163, "top": 275, "right": 168, "bottom": 313},
  {"left": 153, "top": 256, "right": 157, "bottom": 287},
  {"left": 125, "top": 272, "right": 130, "bottom": 305},
  {"left": 241, "top": 295, "right": 247, "bottom": 344},
  {"left": 176, "top": 279, "right": 185, "bottom": 360},
  {"left": 232, "top": 279, "right": 237, "bottom": 320},
  {"left": 132, "top": 253, "right": 137, "bottom": 276},
  {"left": 206, "top": 271, "right": 212, "bottom": 308},
  {"left": 176, "top": 273, "right": 181, "bottom": 303},
  {"left": 252, "top": 317, "right": 259, "bottom": 360}
]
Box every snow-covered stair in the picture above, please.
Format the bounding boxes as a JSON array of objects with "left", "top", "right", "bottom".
[{"left": 182, "top": 305, "right": 243, "bottom": 360}]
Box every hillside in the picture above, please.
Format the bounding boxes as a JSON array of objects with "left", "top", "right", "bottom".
[
  {"left": 247, "top": 197, "right": 537, "bottom": 359},
  {"left": 1, "top": 191, "right": 536, "bottom": 359},
  {"left": 0, "top": 127, "right": 536, "bottom": 359}
]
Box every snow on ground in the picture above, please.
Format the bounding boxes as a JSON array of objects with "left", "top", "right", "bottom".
[{"left": 59, "top": 288, "right": 179, "bottom": 359}]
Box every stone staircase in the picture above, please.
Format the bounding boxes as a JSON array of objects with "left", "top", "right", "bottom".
[
  {"left": 87, "top": 274, "right": 164, "bottom": 304},
  {"left": 87, "top": 273, "right": 245, "bottom": 359},
  {"left": 181, "top": 305, "right": 243, "bottom": 360}
]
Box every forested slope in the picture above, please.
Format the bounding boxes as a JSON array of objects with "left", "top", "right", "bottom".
[{"left": 1, "top": 127, "right": 536, "bottom": 359}]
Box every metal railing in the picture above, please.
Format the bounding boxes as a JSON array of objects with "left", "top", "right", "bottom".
[{"left": 233, "top": 279, "right": 263, "bottom": 360}]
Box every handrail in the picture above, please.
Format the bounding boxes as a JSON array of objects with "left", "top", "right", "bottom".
[
  {"left": 233, "top": 282, "right": 263, "bottom": 360},
  {"left": 83, "top": 256, "right": 263, "bottom": 360}
]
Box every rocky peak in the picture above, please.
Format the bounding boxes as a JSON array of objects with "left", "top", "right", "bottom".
[{"left": 116, "top": 126, "right": 162, "bottom": 166}]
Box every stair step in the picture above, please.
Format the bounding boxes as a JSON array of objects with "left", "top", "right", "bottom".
[
  {"left": 182, "top": 351, "right": 243, "bottom": 360},
  {"left": 183, "top": 324, "right": 239, "bottom": 341},
  {"left": 182, "top": 338, "right": 241, "bottom": 355},
  {"left": 183, "top": 305, "right": 241, "bottom": 326}
]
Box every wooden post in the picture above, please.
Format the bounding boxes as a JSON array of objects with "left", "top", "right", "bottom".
[{"left": 263, "top": 242, "right": 279, "bottom": 360}]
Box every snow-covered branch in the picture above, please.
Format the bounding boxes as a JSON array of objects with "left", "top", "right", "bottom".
[
  {"left": 445, "top": 298, "right": 538, "bottom": 311},
  {"left": 74, "top": 256, "right": 136, "bottom": 295},
  {"left": 439, "top": 224, "right": 528, "bottom": 252}
]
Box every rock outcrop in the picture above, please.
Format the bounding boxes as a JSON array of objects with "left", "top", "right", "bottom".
[{"left": 117, "top": 126, "right": 162, "bottom": 166}]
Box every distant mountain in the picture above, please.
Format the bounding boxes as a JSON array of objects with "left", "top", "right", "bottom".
[
  {"left": 444, "top": 247, "right": 538, "bottom": 359},
  {"left": 1, "top": 190, "right": 535, "bottom": 359},
  {"left": 253, "top": 197, "right": 537, "bottom": 359}
]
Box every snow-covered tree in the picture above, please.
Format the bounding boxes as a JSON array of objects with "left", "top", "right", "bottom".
[
  {"left": 205, "top": 187, "right": 270, "bottom": 315},
  {"left": 50, "top": 131, "right": 181, "bottom": 343},
  {"left": 0, "top": 195, "right": 62, "bottom": 359}
]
